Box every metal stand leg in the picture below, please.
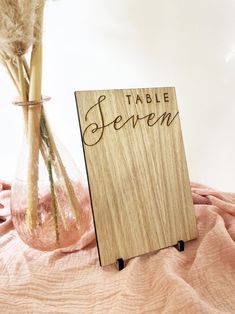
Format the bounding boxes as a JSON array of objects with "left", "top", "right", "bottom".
[
  {"left": 116, "top": 258, "right": 125, "bottom": 271},
  {"left": 177, "top": 240, "right": 185, "bottom": 252}
]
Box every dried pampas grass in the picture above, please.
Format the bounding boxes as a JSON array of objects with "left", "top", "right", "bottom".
[{"left": 0, "top": 0, "right": 38, "bottom": 57}]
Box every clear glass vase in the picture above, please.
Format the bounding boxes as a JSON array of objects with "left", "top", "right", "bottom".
[{"left": 10, "top": 101, "right": 92, "bottom": 251}]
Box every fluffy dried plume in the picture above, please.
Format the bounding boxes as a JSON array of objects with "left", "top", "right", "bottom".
[{"left": 0, "top": 0, "right": 42, "bottom": 58}]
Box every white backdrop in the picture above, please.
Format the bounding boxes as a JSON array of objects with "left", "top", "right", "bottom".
[{"left": 0, "top": 0, "right": 235, "bottom": 191}]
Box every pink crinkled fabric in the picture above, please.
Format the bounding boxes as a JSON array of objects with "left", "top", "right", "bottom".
[{"left": 0, "top": 180, "right": 234, "bottom": 313}]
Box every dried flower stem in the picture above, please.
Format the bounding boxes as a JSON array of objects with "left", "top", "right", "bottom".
[
  {"left": 40, "top": 114, "right": 59, "bottom": 241},
  {"left": 41, "top": 109, "right": 83, "bottom": 227},
  {"left": 23, "top": 56, "right": 30, "bottom": 82},
  {"left": 40, "top": 138, "right": 68, "bottom": 232},
  {"left": 16, "top": 56, "right": 28, "bottom": 132},
  {"left": 47, "top": 159, "right": 59, "bottom": 242},
  {"left": 27, "top": 1, "right": 45, "bottom": 229}
]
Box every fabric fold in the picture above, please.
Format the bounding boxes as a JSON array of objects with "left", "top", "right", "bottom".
[{"left": 0, "top": 181, "right": 234, "bottom": 313}]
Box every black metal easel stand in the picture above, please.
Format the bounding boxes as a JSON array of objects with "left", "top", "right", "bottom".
[{"left": 115, "top": 240, "right": 185, "bottom": 271}]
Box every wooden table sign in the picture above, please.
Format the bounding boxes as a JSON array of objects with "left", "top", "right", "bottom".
[{"left": 75, "top": 87, "right": 198, "bottom": 267}]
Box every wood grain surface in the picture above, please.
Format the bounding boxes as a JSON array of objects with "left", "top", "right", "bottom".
[{"left": 75, "top": 87, "right": 198, "bottom": 266}]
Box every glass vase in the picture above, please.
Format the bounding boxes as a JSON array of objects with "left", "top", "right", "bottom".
[{"left": 10, "top": 100, "right": 92, "bottom": 251}]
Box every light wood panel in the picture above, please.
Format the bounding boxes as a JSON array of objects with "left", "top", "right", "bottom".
[{"left": 75, "top": 87, "right": 198, "bottom": 266}]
